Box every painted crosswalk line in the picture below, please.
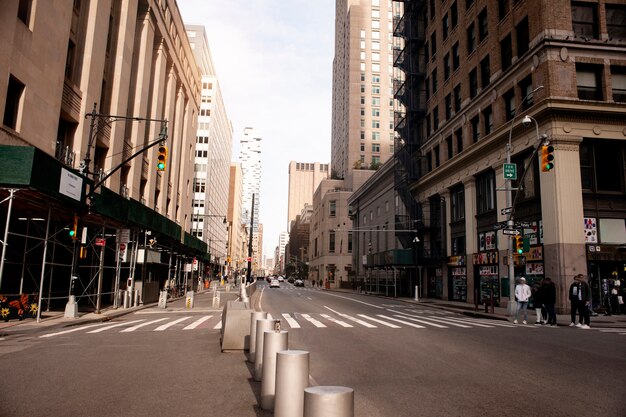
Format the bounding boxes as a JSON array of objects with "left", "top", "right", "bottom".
[
  {"left": 183, "top": 315, "right": 213, "bottom": 330},
  {"left": 213, "top": 320, "right": 222, "bottom": 330},
  {"left": 87, "top": 319, "right": 145, "bottom": 334},
  {"left": 120, "top": 318, "right": 168, "bottom": 332},
  {"left": 301, "top": 313, "right": 326, "bottom": 328},
  {"left": 324, "top": 306, "right": 377, "bottom": 328},
  {"left": 282, "top": 313, "right": 301, "bottom": 328},
  {"left": 320, "top": 314, "right": 353, "bottom": 327},
  {"left": 39, "top": 323, "right": 110, "bottom": 338},
  {"left": 392, "top": 314, "right": 450, "bottom": 328},
  {"left": 357, "top": 314, "right": 401, "bottom": 328},
  {"left": 154, "top": 316, "right": 191, "bottom": 331},
  {"left": 376, "top": 314, "right": 426, "bottom": 328},
  {"left": 430, "top": 316, "right": 495, "bottom": 328}
]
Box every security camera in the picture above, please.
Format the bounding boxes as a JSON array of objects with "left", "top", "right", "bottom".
[{"left": 521, "top": 115, "right": 532, "bottom": 127}]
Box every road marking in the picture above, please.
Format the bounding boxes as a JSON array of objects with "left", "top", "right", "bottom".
[
  {"left": 213, "top": 320, "right": 222, "bottom": 330},
  {"left": 120, "top": 318, "right": 168, "bottom": 332},
  {"left": 376, "top": 314, "right": 425, "bottom": 328},
  {"left": 136, "top": 308, "right": 219, "bottom": 314},
  {"left": 315, "top": 292, "right": 384, "bottom": 309},
  {"left": 324, "top": 306, "right": 377, "bottom": 328},
  {"left": 307, "top": 297, "right": 313, "bottom": 300},
  {"left": 357, "top": 314, "right": 401, "bottom": 328},
  {"left": 282, "top": 313, "right": 301, "bottom": 328},
  {"left": 183, "top": 315, "right": 213, "bottom": 330},
  {"left": 454, "top": 318, "right": 517, "bottom": 328},
  {"left": 320, "top": 314, "right": 353, "bottom": 327},
  {"left": 430, "top": 316, "right": 494, "bottom": 328},
  {"left": 598, "top": 328, "right": 626, "bottom": 334},
  {"left": 87, "top": 319, "right": 145, "bottom": 333},
  {"left": 39, "top": 323, "right": 109, "bottom": 338},
  {"left": 301, "top": 314, "right": 326, "bottom": 328},
  {"left": 154, "top": 317, "right": 191, "bottom": 331},
  {"left": 393, "top": 314, "right": 449, "bottom": 328}
]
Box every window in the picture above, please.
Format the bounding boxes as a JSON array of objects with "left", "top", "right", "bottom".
[
  {"left": 427, "top": 113, "right": 432, "bottom": 133},
  {"left": 466, "top": 0, "right": 475, "bottom": 10},
  {"left": 360, "top": 131, "right": 365, "bottom": 139},
  {"left": 483, "top": 106, "right": 493, "bottom": 135},
  {"left": 442, "top": 14, "right": 449, "bottom": 40},
  {"left": 431, "top": 31, "right": 437, "bottom": 58},
  {"left": 452, "top": 42, "right": 460, "bottom": 70},
  {"left": 329, "top": 200, "right": 337, "bottom": 217},
  {"left": 476, "top": 171, "right": 496, "bottom": 214},
  {"left": 450, "top": 185, "right": 465, "bottom": 221},
  {"left": 430, "top": 0, "right": 436, "bottom": 19},
  {"left": 579, "top": 140, "right": 625, "bottom": 193},
  {"left": 445, "top": 94, "right": 452, "bottom": 119},
  {"left": 469, "top": 68, "right": 478, "bottom": 98},
  {"left": 606, "top": 5, "right": 626, "bottom": 40},
  {"left": 516, "top": 16, "right": 530, "bottom": 56},
  {"left": 501, "top": 34, "right": 513, "bottom": 71},
  {"left": 453, "top": 84, "right": 462, "bottom": 111},
  {"left": 519, "top": 75, "right": 533, "bottom": 110},
  {"left": 504, "top": 89, "right": 515, "bottom": 121},
  {"left": 424, "top": 42, "right": 429, "bottom": 62},
  {"left": 427, "top": 151, "right": 433, "bottom": 172},
  {"left": 348, "top": 232, "right": 353, "bottom": 253},
  {"left": 17, "top": 0, "right": 32, "bottom": 26},
  {"left": 372, "top": 86, "right": 380, "bottom": 94},
  {"left": 433, "top": 106, "right": 439, "bottom": 130},
  {"left": 372, "top": 131, "right": 380, "bottom": 140},
  {"left": 576, "top": 64, "right": 603, "bottom": 100},
  {"left": 434, "top": 145, "right": 441, "bottom": 167},
  {"left": 372, "top": 143, "right": 380, "bottom": 153},
  {"left": 372, "top": 97, "right": 381, "bottom": 106},
  {"left": 3, "top": 75, "right": 25, "bottom": 130},
  {"left": 425, "top": 77, "right": 430, "bottom": 100},
  {"left": 467, "top": 22, "right": 476, "bottom": 54},
  {"left": 444, "top": 53, "right": 451, "bottom": 80},
  {"left": 360, "top": 143, "right": 365, "bottom": 152},
  {"left": 432, "top": 68, "right": 438, "bottom": 93},
  {"left": 372, "top": 108, "right": 380, "bottom": 117},
  {"left": 372, "top": 120, "right": 380, "bottom": 128},
  {"left": 446, "top": 135, "right": 453, "bottom": 159},
  {"left": 480, "top": 55, "right": 490, "bottom": 88},
  {"left": 572, "top": 2, "right": 598, "bottom": 39},
  {"left": 451, "top": 1, "right": 458, "bottom": 28},
  {"left": 611, "top": 67, "right": 626, "bottom": 102},
  {"left": 478, "top": 8, "right": 488, "bottom": 41},
  {"left": 498, "top": 0, "right": 509, "bottom": 20},
  {"left": 471, "top": 115, "right": 480, "bottom": 143},
  {"left": 455, "top": 127, "right": 463, "bottom": 153},
  {"left": 329, "top": 231, "right": 336, "bottom": 253}
]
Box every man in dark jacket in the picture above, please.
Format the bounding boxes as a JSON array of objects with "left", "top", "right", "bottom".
[
  {"left": 542, "top": 277, "right": 557, "bottom": 326},
  {"left": 569, "top": 274, "right": 591, "bottom": 328}
]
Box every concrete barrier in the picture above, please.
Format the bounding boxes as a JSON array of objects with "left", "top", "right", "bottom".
[
  {"left": 219, "top": 300, "right": 252, "bottom": 351},
  {"left": 260, "top": 330, "right": 288, "bottom": 411},
  {"left": 253, "top": 319, "right": 275, "bottom": 381},
  {"left": 304, "top": 386, "right": 354, "bottom": 417},
  {"left": 275, "top": 350, "right": 309, "bottom": 417},
  {"left": 249, "top": 311, "right": 268, "bottom": 362}
]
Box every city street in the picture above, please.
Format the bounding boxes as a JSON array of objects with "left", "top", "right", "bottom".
[{"left": 0, "top": 283, "right": 624, "bottom": 416}]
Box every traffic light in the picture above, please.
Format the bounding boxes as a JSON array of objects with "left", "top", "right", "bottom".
[
  {"left": 69, "top": 215, "right": 78, "bottom": 239},
  {"left": 522, "top": 237, "right": 530, "bottom": 253},
  {"left": 514, "top": 235, "right": 523, "bottom": 254},
  {"left": 541, "top": 145, "right": 555, "bottom": 172},
  {"left": 156, "top": 144, "right": 168, "bottom": 171}
]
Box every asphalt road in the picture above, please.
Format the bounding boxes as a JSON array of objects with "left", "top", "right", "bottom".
[
  {"left": 258, "top": 282, "right": 626, "bottom": 417},
  {"left": 1, "top": 283, "right": 624, "bottom": 417}
]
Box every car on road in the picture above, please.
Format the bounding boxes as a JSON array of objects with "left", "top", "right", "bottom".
[
  {"left": 277, "top": 276, "right": 284, "bottom": 282},
  {"left": 294, "top": 279, "right": 304, "bottom": 287},
  {"left": 269, "top": 279, "right": 280, "bottom": 288}
]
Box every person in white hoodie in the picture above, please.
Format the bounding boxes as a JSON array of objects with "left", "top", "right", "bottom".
[{"left": 514, "top": 277, "right": 532, "bottom": 324}]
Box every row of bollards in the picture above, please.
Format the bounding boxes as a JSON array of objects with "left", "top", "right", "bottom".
[{"left": 248, "top": 312, "right": 354, "bottom": 417}]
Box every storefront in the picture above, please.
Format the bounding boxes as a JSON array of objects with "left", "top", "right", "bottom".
[
  {"left": 473, "top": 251, "right": 499, "bottom": 306},
  {"left": 447, "top": 255, "right": 467, "bottom": 302}
]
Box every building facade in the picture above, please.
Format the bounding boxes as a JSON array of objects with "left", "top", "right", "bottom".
[
  {"left": 389, "top": 0, "right": 626, "bottom": 312},
  {"left": 287, "top": 161, "right": 331, "bottom": 231},
  {"left": 0, "top": 0, "right": 204, "bottom": 306},
  {"left": 186, "top": 25, "right": 233, "bottom": 275},
  {"left": 227, "top": 163, "right": 248, "bottom": 277},
  {"left": 239, "top": 127, "right": 262, "bottom": 274}
]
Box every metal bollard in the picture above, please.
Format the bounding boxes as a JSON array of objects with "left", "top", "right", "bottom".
[
  {"left": 254, "top": 319, "right": 275, "bottom": 381},
  {"left": 249, "top": 312, "right": 268, "bottom": 362},
  {"left": 304, "top": 386, "right": 354, "bottom": 417},
  {"left": 260, "top": 329, "right": 288, "bottom": 411},
  {"left": 275, "top": 350, "right": 310, "bottom": 417}
]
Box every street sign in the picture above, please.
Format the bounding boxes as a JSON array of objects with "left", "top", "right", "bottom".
[
  {"left": 117, "top": 228, "right": 130, "bottom": 244},
  {"left": 95, "top": 237, "right": 106, "bottom": 246},
  {"left": 517, "top": 221, "right": 533, "bottom": 228},
  {"left": 493, "top": 221, "right": 508, "bottom": 230},
  {"left": 500, "top": 207, "right": 512, "bottom": 215},
  {"left": 502, "top": 229, "right": 520, "bottom": 236},
  {"left": 503, "top": 163, "right": 517, "bottom": 180}
]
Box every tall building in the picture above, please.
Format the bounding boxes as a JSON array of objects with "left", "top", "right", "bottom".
[
  {"left": 331, "top": 0, "right": 398, "bottom": 179},
  {"left": 355, "top": 0, "right": 626, "bottom": 313},
  {"left": 276, "top": 231, "right": 289, "bottom": 273},
  {"left": 227, "top": 163, "right": 248, "bottom": 277},
  {"left": 239, "top": 127, "right": 262, "bottom": 272},
  {"left": 287, "top": 161, "right": 330, "bottom": 230},
  {"left": 0, "top": 0, "right": 203, "bottom": 305},
  {"left": 186, "top": 25, "right": 233, "bottom": 274}
]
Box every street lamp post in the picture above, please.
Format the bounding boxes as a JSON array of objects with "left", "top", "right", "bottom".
[{"left": 504, "top": 85, "right": 544, "bottom": 316}]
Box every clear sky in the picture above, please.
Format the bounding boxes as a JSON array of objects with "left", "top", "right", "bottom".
[{"left": 177, "top": 0, "right": 335, "bottom": 259}]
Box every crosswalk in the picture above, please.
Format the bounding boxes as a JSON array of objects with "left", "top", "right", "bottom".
[{"left": 35, "top": 307, "right": 626, "bottom": 339}]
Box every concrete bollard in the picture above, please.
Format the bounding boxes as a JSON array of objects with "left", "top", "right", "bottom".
[
  {"left": 275, "top": 350, "right": 310, "bottom": 417},
  {"left": 254, "top": 319, "right": 275, "bottom": 381},
  {"left": 304, "top": 386, "right": 354, "bottom": 417},
  {"left": 260, "top": 330, "right": 289, "bottom": 411},
  {"left": 249, "top": 311, "right": 268, "bottom": 362}
]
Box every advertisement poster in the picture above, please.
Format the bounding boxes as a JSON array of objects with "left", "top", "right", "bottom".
[{"left": 584, "top": 217, "right": 598, "bottom": 243}]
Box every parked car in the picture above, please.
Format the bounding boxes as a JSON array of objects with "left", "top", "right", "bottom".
[
  {"left": 287, "top": 277, "right": 295, "bottom": 284},
  {"left": 294, "top": 279, "right": 304, "bottom": 287},
  {"left": 270, "top": 279, "right": 280, "bottom": 288},
  {"left": 277, "top": 276, "right": 285, "bottom": 282}
]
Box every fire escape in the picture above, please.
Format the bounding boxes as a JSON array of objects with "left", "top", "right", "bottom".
[{"left": 392, "top": 1, "right": 428, "bottom": 259}]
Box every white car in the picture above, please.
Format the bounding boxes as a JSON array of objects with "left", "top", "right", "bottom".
[
  {"left": 277, "top": 276, "right": 285, "bottom": 282},
  {"left": 270, "top": 279, "right": 280, "bottom": 288}
]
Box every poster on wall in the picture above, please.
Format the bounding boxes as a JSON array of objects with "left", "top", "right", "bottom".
[{"left": 584, "top": 217, "right": 598, "bottom": 243}]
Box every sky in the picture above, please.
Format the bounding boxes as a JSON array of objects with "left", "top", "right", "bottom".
[{"left": 177, "top": 0, "right": 335, "bottom": 259}]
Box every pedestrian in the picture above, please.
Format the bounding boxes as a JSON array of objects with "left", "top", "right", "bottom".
[
  {"left": 610, "top": 278, "right": 621, "bottom": 315},
  {"left": 542, "top": 277, "right": 557, "bottom": 326},
  {"left": 531, "top": 280, "right": 545, "bottom": 325},
  {"left": 569, "top": 274, "right": 591, "bottom": 329},
  {"left": 513, "top": 277, "right": 532, "bottom": 324},
  {"left": 568, "top": 276, "right": 581, "bottom": 326}
]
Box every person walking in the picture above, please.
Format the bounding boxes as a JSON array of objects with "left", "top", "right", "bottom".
[
  {"left": 570, "top": 274, "right": 592, "bottom": 329},
  {"left": 568, "top": 276, "right": 582, "bottom": 326},
  {"left": 531, "top": 280, "right": 545, "bottom": 325},
  {"left": 514, "top": 277, "right": 532, "bottom": 324},
  {"left": 542, "top": 277, "right": 557, "bottom": 326}
]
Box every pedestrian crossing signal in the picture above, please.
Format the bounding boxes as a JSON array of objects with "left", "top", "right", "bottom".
[
  {"left": 156, "top": 145, "right": 168, "bottom": 171},
  {"left": 541, "top": 145, "right": 554, "bottom": 172}
]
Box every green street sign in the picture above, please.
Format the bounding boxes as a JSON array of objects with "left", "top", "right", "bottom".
[{"left": 503, "top": 163, "right": 517, "bottom": 180}]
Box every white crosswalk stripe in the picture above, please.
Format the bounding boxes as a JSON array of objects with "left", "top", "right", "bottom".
[
  {"left": 282, "top": 313, "right": 301, "bottom": 328},
  {"left": 213, "top": 320, "right": 222, "bottom": 330},
  {"left": 183, "top": 315, "right": 213, "bottom": 330},
  {"left": 39, "top": 323, "right": 110, "bottom": 338},
  {"left": 120, "top": 318, "right": 168, "bottom": 332},
  {"left": 357, "top": 314, "right": 401, "bottom": 328},
  {"left": 320, "top": 314, "right": 352, "bottom": 327},
  {"left": 324, "top": 306, "right": 377, "bottom": 328},
  {"left": 301, "top": 313, "right": 326, "bottom": 328},
  {"left": 154, "top": 316, "right": 191, "bottom": 331},
  {"left": 430, "top": 316, "right": 495, "bottom": 328},
  {"left": 393, "top": 314, "right": 450, "bottom": 328},
  {"left": 87, "top": 319, "right": 145, "bottom": 333},
  {"left": 376, "top": 314, "right": 426, "bottom": 328}
]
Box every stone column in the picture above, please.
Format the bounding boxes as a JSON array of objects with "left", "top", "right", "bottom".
[{"left": 463, "top": 177, "right": 477, "bottom": 304}]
